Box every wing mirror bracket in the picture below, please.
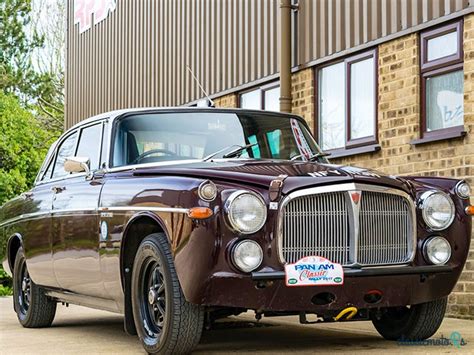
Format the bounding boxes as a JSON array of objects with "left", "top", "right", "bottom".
[{"left": 64, "top": 156, "right": 93, "bottom": 179}]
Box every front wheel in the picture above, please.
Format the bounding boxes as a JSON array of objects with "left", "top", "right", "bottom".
[
  {"left": 131, "top": 233, "right": 204, "bottom": 354},
  {"left": 372, "top": 297, "right": 447, "bottom": 341}
]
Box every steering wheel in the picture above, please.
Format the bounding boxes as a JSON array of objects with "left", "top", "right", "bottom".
[{"left": 132, "top": 149, "right": 177, "bottom": 164}]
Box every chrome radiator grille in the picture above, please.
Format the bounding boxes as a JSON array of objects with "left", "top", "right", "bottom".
[
  {"left": 358, "top": 191, "right": 413, "bottom": 265},
  {"left": 280, "top": 185, "right": 415, "bottom": 266}
]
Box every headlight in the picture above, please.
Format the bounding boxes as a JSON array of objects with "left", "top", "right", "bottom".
[
  {"left": 419, "top": 191, "right": 455, "bottom": 231},
  {"left": 225, "top": 191, "right": 267, "bottom": 234},
  {"left": 232, "top": 240, "right": 263, "bottom": 272},
  {"left": 455, "top": 181, "right": 471, "bottom": 199},
  {"left": 423, "top": 236, "right": 451, "bottom": 265}
]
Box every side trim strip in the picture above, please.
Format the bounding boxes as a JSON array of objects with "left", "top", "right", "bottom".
[
  {"left": 0, "top": 211, "right": 48, "bottom": 228},
  {"left": 0, "top": 206, "right": 190, "bottom": 228},
  {"left": 98, "top": 206, "right": 190, "bottom": 214}
]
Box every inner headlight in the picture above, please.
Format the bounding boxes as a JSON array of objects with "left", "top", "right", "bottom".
[
  {"left": 423, "top": 236, "right": 451, "bottom": 265},
  {"left": 419, "top": 191, "right": 455, "bottom": 231},
  {"left": 225, "top": 191, "right": 267, "bottom": 234},
  {"left": 232, "top": 239, "right": 263, "bottom": 272}
]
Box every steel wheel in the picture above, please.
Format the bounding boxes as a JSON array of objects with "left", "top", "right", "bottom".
[
  {"left": 131, "top": 233, "right": 204, "bottom": 354},
  {"left": 140, "top": 258, "right": 167, "bottom": 341},
  {"left": 17, "top": 258, "right": 31, "bottom": 317}
]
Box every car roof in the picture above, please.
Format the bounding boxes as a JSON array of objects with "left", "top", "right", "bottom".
[{"left": 67, "top": 107, "right": 302, "bottom": 132}]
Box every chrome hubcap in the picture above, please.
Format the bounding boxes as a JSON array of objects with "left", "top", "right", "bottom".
[{"left": 148, "top": 288, "right": 157, "bottom": 305}]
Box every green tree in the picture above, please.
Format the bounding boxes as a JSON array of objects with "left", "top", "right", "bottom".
[
  {"left": 0, "top": 92, "right": 56, "bottom": 204},
  {"left": 1, "top": 0, "right": 64, "bottom": 131},
  {"left": 0, "top": 0, "right": 43, "bottom": 97}
]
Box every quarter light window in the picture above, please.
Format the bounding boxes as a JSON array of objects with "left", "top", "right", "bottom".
[
  {"left": 419, "top": 21, "right": 464, "bottom": 141},
  {"left": 51, "top": 132, "right": 78, "bottom": 179}
]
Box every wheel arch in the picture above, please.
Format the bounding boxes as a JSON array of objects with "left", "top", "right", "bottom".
[
  {"left": 120, "top": 212, "right": 168, "bottom": 335},
  {"left": 6, "top": 233, "right": 23, "bottom": 275}
]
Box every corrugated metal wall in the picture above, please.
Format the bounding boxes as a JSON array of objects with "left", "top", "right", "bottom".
[
  {"left": 66, "top": 0, "right": 472, "bottom": 127},
  {"left": 66, "top": 0, "right": 280, "bottom": 127},
  {"left": 296, "top": 0, "right": 471, "bottom": 65}
]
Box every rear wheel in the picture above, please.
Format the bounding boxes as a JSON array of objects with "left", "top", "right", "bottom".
[
  {"left": 372, "top": 297, "right": 447, "bottom": 341},
  {"left": 131, "top": 233, "right": 204, "bottom": 354},
  {"left": 13, "top": 247, "right": 57, "bottom": 328}
]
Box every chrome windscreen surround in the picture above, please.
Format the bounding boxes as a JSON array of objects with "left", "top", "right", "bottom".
[{"left": 277, "top": 183, "right": 417, "bottom": 268}]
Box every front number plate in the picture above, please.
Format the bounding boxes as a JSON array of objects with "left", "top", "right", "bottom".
[{"left": 285, "top": 256, "right": 344, "bottom": 287}]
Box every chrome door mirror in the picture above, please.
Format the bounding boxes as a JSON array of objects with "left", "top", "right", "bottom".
[{"left": 64, "top": 156, "right": 90, "bottom": 174}]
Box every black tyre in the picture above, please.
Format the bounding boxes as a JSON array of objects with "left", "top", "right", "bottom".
[
  {"left": 131, "top": 233, "right": 204, "bottom": 354},
  {"left": 13, "top": 247, "right": 57, "bottom": 328},
  {"left": 372, "top": 297, "right": 447, "bottom": 341}
]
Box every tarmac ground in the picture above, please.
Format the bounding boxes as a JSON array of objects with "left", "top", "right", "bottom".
[{"left": 1, "top": 296, "right": 473, "bottom": 354}]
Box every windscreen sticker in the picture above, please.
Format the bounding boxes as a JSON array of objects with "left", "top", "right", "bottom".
[
  {"left": 290, "top": 119, "right": 312, "bottom": 159},
  {"left": 285, "top": 256, "right": 344, "bottom": 287}
]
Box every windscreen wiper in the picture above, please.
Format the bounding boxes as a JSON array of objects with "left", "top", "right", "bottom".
[
  {"left": 202, "top": 143, "right": 257, "bottom": 162},
  {"left": 290, "top": 152, "right": 331, "bottom": 162},
  {"left": 223, "top": 143, "right": 258, "bottom": 159}
]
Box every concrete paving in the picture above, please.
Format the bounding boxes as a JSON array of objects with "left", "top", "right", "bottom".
[{"left": 1, "top": 296, "right": 473, "bottom": 354}]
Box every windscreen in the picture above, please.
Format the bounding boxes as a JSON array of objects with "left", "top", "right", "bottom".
[{"left": 112, "top": 112, "right": 324, "bottom": 167}]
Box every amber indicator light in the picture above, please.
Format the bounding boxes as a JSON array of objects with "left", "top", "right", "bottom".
[
  {"left": 188, "top": 207, "right": 213, "bottom": 219},
  {"left": 466, "top": 205, "right": 474, "bottom": 216}
]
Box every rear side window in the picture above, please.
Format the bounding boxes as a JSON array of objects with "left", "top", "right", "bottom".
[
  {"left": 76, "top": 123, "right": 103, "bottom": 170},
  {"left": 51, "top": 132, "right": 78, "bottom": 179}
]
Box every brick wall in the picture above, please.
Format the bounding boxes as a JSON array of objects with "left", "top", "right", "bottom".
[
  {"left": 331, "top": 16, "right": 474, "bottom": 319},
  {"left": 292, "top": 68, "right": 315, "bottom": 129},
  {"left": 213, "top": 13, "right": 474, "bottom": 319},
  {"left": 214, "top": 93, "right": 238, "bottom": 108}
]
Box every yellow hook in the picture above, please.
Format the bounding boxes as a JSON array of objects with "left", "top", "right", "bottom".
[{"left": 334, "top": 306, "right": 358, "bottom": 321}]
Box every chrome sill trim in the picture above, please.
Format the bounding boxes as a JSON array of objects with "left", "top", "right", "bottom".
[{"left": 277, "top": 183, "right": 417, "bottom": 267}]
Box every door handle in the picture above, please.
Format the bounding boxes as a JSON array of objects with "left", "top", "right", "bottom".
[{"left": 52, "top": 186, "right": 66, "bottom": 194}]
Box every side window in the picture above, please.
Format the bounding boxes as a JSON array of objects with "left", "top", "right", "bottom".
[
  {"left": 51, "top": 132, "right": 78, "bottom": 179},
  {"left": 76, "top": 123, "right": 103, "bottom": 170}
]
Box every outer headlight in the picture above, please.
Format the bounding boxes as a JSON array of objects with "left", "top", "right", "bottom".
[
  {"left": 419, "top": 191, "right": 455, "bottom": 231},
  {"left": 423, "top": 236, "right": 451, "bottom": 265},
  {"left": 225, "top": 191, "right": 267, "bottom": 234},
  {"left": 232, "top": 239, "right": 263, "bottom": 272},
  {"left": 455, "top": 181, "right": 471, "bottom": 199}
]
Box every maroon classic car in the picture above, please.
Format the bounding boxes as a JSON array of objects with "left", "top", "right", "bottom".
[{"left": 0, "top": 108, "right": 472, "bottom": 354}]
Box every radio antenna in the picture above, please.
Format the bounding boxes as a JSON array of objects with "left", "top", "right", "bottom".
[{"left": 186, "top": 64, "right": 214, "bottom": 107}]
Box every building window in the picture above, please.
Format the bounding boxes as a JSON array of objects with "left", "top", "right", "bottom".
[
  {"left": 239, "top": 83, "right": 280, "bottom": 111},
  {"left": 317, "top": 49, "right": 377, "bottom": 153},
  {"left": 419, "top": 20, "right": 464, "bottom": 141}
]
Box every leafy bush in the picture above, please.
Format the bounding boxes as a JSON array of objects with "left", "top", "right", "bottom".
[{"left": 0, "top": 266, "right": 12, "bottom": 296}]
